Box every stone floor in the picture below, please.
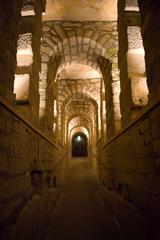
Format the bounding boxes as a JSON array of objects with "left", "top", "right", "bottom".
[{"left": 43, "top": 158, "right": 121, "bottom": 240}]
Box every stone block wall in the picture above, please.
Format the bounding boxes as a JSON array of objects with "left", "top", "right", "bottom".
[
  {"left": 0, "top": 99, "right": 66, "bottom": 240},
  {"left": 57, "top": 77, "right": 100, "bottom": 143},
  {"left": 98, "top": 102, "right": 160, "bottom": 239},
  {"left": 97, "top": 1, "right": 160, "bottom": 238}
]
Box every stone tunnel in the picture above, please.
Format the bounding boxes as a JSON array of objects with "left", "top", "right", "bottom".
[{"left": 0, "top": 0, "right": 160, "bottom": 239}]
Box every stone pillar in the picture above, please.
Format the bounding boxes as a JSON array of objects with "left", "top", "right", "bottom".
[
  {"left": 138, "top": 0, "right": 160, "bottom": 106},
  {"left": 14, "top": 0, "right": 45, "bottom": 126},
  {"left": 105, "top": 65, "right": 116, "bottom": 139},
  {"left": 111, "top": 64, "right": 121, "bottom": 133},
  {"left": 39, "top": 55, "right": 59, "bottom": 138},
  {"left": 100, "top": 79, "right": 107, "bottom": 143},
  {"left": 118, "top": 0, "right": 134, "bottom": 127},
  {"left": 99, "top": 58, "right": 120, "bottom": 140},
  {"left": 0, "top": 0, "right": 22, "bottom": 102},
  {"left": 127, "top": 26, "right": 148, "bottom": 109},
  {"left": 118, "top": 0, "right": 149, "bottom": 127}
]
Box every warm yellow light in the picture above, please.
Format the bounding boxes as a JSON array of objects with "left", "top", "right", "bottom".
[
  {"left": 14, "top": 74, "right": 30, "bottom": 101},
  {"left": 54, "top": 100, "right": 57, "bottom": 117},
  {"left": 53, "top": 123, "right": 56, "bottom": 132},
  {"left": 21, "top": 9, "right": 35, "bottom": 16},
  {"left": 77, "top": 135, "right": 81, "bottom": 141},
  {"left": 17, "top": 49, "right": 33, "bottom": 67}
]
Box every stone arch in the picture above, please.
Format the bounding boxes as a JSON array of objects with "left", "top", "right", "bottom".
[
  {"left": 71, "top": 132, "right": 88, "bottom": 157},
  {"left": 70, "top": 127, "right": 89, "bottom": 140},
  {"left": 61, "top": 97, "right": 98, "bottom": 143},
  {"left": 68, "top": 115, "right": 93, "bottom": 143},
  {"left": 40, "top": 20, "right": 121, "bottom": 140},
  {"left": 62, "top": 93, "right": 99, "bottom": 110},
  {"left": 68, "top": 116, "right": 91, "bottom": 134},
  {"left": 42, "top": 21, "right": 118, "bottom": 63},
  {"left": 40, "top": 22, "right": 119, "bottom": 102}
]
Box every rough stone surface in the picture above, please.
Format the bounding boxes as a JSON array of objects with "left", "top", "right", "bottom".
[
  {"left": 14, "top": 0, "right": 42, "bottom": 126},
  {"left": 0, "top": 103, "right": 66, "bottom": 240},
  {"left": 43, "top": 159, "right": 121, "bottom": 240},
  {"left": 0, "top": 0, "right": 160, "bottom": 239},
  {"left": 139, "top": 0, "right": 160, "bottom": 105},
  {"left": 0, "top": 0, "right": 22, "bottom": 102},
  {"left": 43, "top": 0, "right": 117, "bottom": 21},
  {"left": 98, "top": 103, "right": 160, "bottom": 239}
]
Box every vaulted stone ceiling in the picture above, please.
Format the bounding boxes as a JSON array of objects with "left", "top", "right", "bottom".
[
  {"left": 43, "top": 0, "right": 117, "bottom": 21},
  {"left": 59, "top": 64, "right": 101, "bottom": 79},
  {"left": 40, "top": 0, "right": 121, "bottom": 141}
]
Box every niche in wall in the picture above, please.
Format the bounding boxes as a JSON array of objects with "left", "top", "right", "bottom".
[
  {"left": 14, "top": 74, "right": 30, "bottom": 103},
  {"left": 14, "top": 32, "right": 33, "bottom": 103},
  {"left": 127, "top": 26, "right": 149, "bottom": 107}
]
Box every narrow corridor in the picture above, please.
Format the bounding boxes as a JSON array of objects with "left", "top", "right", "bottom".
[
  {"left": 43, "top": 158, "right": 120, "bottom": 240},
  {"left": 1, "top": 1, "right": 160, "bottom": 239}
]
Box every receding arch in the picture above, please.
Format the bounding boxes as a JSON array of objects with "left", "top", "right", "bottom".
[
  {"left": 70, "top": 126, "right": 89, "bottom": 140},
  {"left": 40, "top": 21, "right": 121, "bottom": 140},
  {"left": 72, "top": 132, "right": 88, "bottom": 157}
]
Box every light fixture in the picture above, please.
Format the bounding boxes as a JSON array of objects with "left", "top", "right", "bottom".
[{"left": 77, "top": 135, "right": 81, "bottom": 141}]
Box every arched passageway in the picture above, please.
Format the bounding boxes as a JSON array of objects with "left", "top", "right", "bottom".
[
  {"left": 72, "top": 132, "right": 88, "bottom": 157},
  {"left": 0, "top": 1, "right": 160, "bottom": 240}
]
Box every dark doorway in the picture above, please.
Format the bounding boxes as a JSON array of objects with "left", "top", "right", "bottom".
[{"left": 72, "top": 132, "right": 88, "bottom": 157}]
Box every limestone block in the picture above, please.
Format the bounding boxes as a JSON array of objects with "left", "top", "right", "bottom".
[
  {"left": 151, "top": 122, "right": 160, "bottom": 141},
  {"left": 144, "top": 131, "right": 152, "bottom": 145},
  {"left": 58, "top": 43, "right": 63, "bottom": 53},
  {"left": 41, "top": 45, "right": 52, "bottom": 55},
  {"left": 0, "top": 174, "right": 31, "bottom": 203},
  {"left": 17, "top": 33, "right": 33, "bottom": 67},
  {"left": 43, "top": 36, "right": 55, "bottom": 49},
  {"left": 137, "top": 157, "right": 155, "bottom": 173},
  {"left": 152, "top": 138, "right": 160, "bottom": 154},
  {"left": 0, "top": 152, "right": 8, "bottom": 172},
  {"left": 21, "top": 5, "right": 35, "bottom": 17},
  {"left": 139, "top": 118, "right": 150, "bottom": 134},
  {"left": 64, "top": 46, "right": 70, "bottom": 54},
  {"left": 41, "top": 54, "right": 49, "bottom": 62},
  {"left": 53, "top": 24, "right": 65, "bottom": 40},
  {"left": 71, "top": 47, "right": 77, "bottom": 55},
  {"left": 14, "top": 74, "right": 30, "bottom": 102}
]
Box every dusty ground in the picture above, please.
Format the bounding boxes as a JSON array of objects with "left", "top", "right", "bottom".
[{"left": 43, "top": 158, "right": 120, "bottom": 240}]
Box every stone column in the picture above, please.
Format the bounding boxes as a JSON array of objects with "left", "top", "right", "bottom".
[
  {"left": 100, "top": 79, "right": 107, "bottom": 143},
  {"left": 0, "top": 0, "right": 22, "bottom": 102},
  {"left": 39, "top": 56, "right": 59, "bottom": 139},
  {"left": 138, "top": 0, "right": 160, "bottom": 106},
  {"left": 99, "top": 58, "right": 120, "bottom": 140},
  {"left": 118, "top": 0, "right": 133, "bottom": 127},
  {"left": 118, "top": 0, "right": 149, "bottom": 126},
  {"left": 14, "top": 0, "right": 45, "bottom": 126}
]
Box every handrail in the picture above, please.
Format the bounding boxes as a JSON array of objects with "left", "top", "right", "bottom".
[
  {"left": 0, "top": 96, "right": 61, "bottom": 150},
  {"left": 99, "top": 100, "right": 160, "bottom": 150}
]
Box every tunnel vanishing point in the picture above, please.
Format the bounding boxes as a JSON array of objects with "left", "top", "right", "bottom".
[{"left": 0, "top": 0, "right": 160, "bottom": 239}]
